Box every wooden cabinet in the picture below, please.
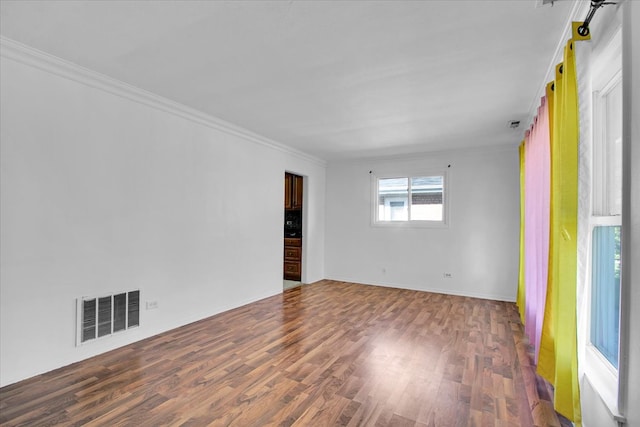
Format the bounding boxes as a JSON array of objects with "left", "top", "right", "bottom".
[
  {"left": 283, "top": 237, "right": 301, "bottom": 281},
  {"left": 284, "top": 173, "right": 292, "bottom": 209},
  {"left": 284, "top": 261, "right": 301, "bottom": 280},
  {"left": 284, "top": 173, "right": 303, "bottom": 209},
  {"left": 284, "top": 245, "right": 301, "bottom": 260},
  {"left": 292, "top": 175, "right": 303, "bottom": 209},
  {"left": 284, "top": 237, "right": 302, "bottom": 247}
]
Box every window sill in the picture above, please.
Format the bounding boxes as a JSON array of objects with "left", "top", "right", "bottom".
[
  {"left": 583, "top": 345, "right": 626, "bottom": 423},
  {"left": 371, "top": 220, "right": 448, "bottom": 229}
]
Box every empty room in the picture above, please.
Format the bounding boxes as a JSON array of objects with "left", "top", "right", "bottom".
[{"left": 0, "top": 1, "right": 638, "bottom": 426}]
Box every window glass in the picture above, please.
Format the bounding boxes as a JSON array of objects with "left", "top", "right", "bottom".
[
  {"left": 410, "top": 176, "right": 443, "bottom": 221},
  {"left": 590, "top": 225, "right": 621, "bottom": 368},
  {"left": 593, "top": 79, "right": 623, "bottom": 216},
  {"left": 378, "top": 178, "right": 408, "bottom": 221}
]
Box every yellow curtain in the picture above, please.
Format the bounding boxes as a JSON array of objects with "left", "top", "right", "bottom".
[
  {"left": 517, "top": 142, "right": 526, "bottom": 322},
  {"left": 537, "top": 40, "right": 581, "bottom": 424},
  {"left": 538, "top": 75, "right": 559, "bottom": 384}
]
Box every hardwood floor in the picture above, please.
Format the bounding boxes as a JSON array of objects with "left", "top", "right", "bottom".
[{"left": 0, "top": 280, "right": 567, "bottom": 426}]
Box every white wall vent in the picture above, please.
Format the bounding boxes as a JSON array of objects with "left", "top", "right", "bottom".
[{"left": 76, "top": 290, "right": 140, "bottom": 345}]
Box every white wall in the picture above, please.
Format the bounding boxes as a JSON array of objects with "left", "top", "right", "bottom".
[
  {"left": 621, "top": 1, "right": 640, "bottom": 425},
  {"left": 324, "top": 146, "right": 520, "bottom": 301},
  {"left": 0, "top": 43, "right": 326, "bottom": 387}
]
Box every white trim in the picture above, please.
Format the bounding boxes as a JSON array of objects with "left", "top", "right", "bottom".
[
  {"left": 591, "top": 216, "right": 622, "bottom": 227},
  {"left": 0, "top": 36, "right": 327, "bottom": 168},
  {"left": 592, "top": 35, "right": 623, "bottom": 90},
  {"left": 583, "top": 371, "right": 626, "bottom": 423},
  {"left": 325, "top": 276, "right": 516, "bottom": 303},
  {"left": 331, "top": 143, "right": 516, "bottom": 166},
  {"left": 584, "top": 344, "right": 619, "bottom": 409},
  {"left": 618, "top": 2, "right": 637, "bottom": 418}
]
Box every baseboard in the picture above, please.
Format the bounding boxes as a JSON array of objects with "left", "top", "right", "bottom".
[{"left": 324, "top": 276, "right": 516, "bottom": 302}]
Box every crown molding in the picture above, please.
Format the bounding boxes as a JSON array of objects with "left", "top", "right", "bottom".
[
  {"left": 0, "top": 36, "right": 327, "bottom": 168},
  {"left": 330, "top": 142, "right": 517, "bottom": 166}
]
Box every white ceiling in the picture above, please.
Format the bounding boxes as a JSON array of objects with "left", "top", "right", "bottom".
[{"left": 0, "top": 0, "right": 575, "bottom": 160}]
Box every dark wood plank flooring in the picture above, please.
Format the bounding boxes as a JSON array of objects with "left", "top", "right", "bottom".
[{"left": 0, "top": 280, "right": 566, "bottom": 426}]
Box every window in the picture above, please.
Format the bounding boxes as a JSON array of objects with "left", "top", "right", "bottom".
[
  {"left": 373, "top": 172, "right": 447, "bottom": 226},
  {"left": 584, "top": 32, "right": 623, "bottom": 415},
  {"left": 590, "top": 73, "right": 622, "bottom": 369}
]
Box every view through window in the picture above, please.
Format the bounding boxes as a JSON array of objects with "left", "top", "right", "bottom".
[{"left": 376, "top": 174, "right": 446, "bottom": 224}]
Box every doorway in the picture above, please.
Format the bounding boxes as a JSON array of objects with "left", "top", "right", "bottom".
[{"left": 283, "top": 172, "right": 303, "bottom": 289}]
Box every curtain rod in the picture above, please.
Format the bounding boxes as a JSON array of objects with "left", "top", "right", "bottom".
[{"left": 577, "top": 0, "right": 615, "bottom": 36}]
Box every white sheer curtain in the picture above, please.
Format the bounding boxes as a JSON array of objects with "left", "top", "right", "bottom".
[{"left": 575, "top": 36, "right": 592, "bottom": 382}]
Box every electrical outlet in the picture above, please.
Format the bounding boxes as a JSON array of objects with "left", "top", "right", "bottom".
[
  {"left": 443, "top": 273, "right": 453, "bottom": 278},
  {"left": 146, "top": 301, "right": 159, "bottom": 310}
]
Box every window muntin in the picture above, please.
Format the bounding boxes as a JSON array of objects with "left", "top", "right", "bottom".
[{"left": 374, "top": 173, "right": 447, "bottom": 226}]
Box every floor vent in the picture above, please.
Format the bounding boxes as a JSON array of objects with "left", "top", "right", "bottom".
[{"left": 77, "top": 290, "right": 140, "bottom": 345}]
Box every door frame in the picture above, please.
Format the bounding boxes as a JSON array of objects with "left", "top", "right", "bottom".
[{"left": 284, "top": 170, "right": 307, "bottom": 284}]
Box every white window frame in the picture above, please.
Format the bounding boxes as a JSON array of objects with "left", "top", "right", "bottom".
[
  {"left": 583, "top": 29, "right": 624, "bottom": 419},
  {"left": 371, "top": 170, "right": 449, "bottom": 228},
  {"left": 585, "top": 220, "right": 621, "bottom": 416}
]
